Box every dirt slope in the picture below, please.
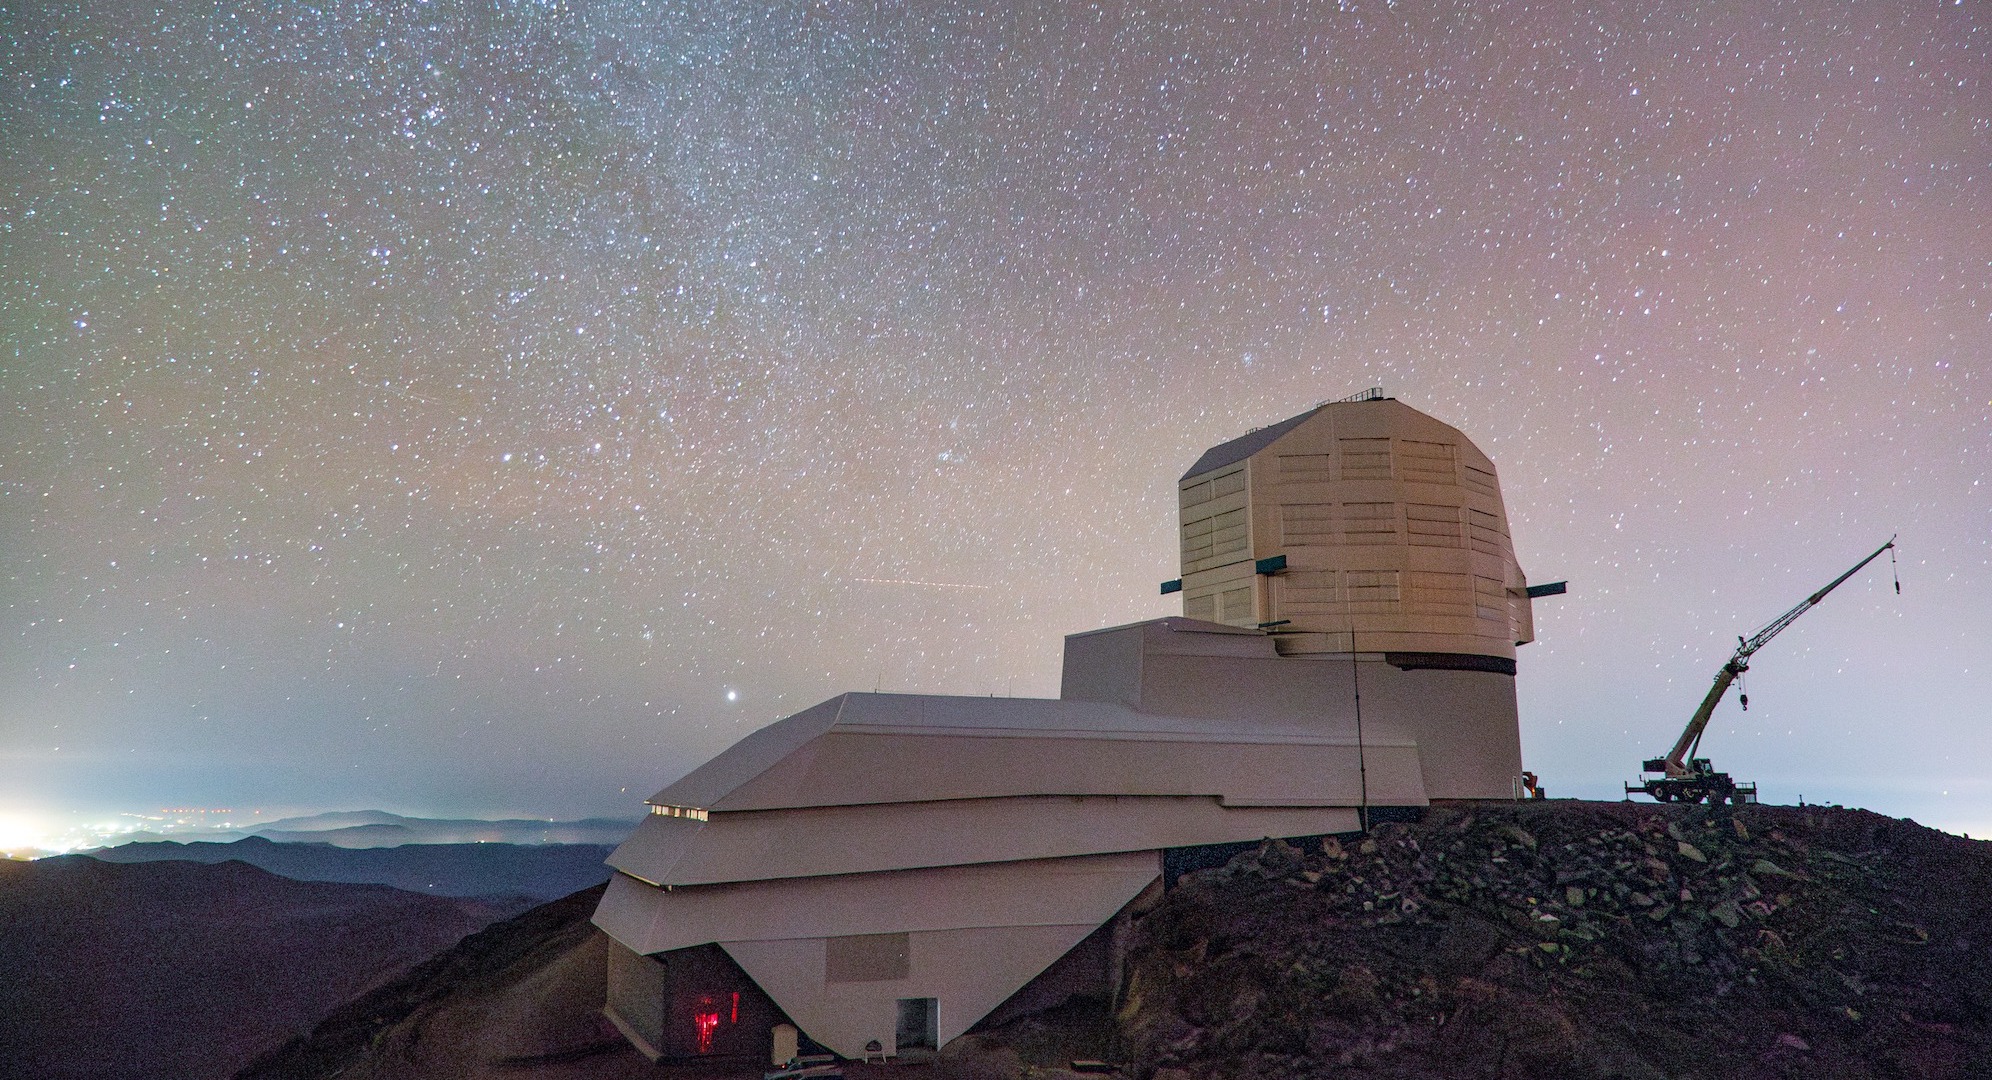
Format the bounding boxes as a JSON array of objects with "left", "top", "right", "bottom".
[
  {"left": 0, "top": 856, "right": 497, "bottom": 1080},
  {"left": 238, "top": 802, "right": 1992, "bottom": 1080},
  {"left": 236, "top": 883, "right": 676, "bottom": 1080}
]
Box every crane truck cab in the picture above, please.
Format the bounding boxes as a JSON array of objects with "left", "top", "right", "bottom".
[{"left": 1629, "top": 757, "right": 1758, "bottom": 805}]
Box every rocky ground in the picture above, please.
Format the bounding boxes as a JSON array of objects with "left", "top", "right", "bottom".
[
  {"left": 239, "top": 801, "right": 1992, "bottom": 1080},
  {"left": 1107, "top": 800, "right": 1992, "bottom": 1080}
]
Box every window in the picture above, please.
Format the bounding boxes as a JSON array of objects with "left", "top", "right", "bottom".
[{"left": 605, "top": 946, "right": 667, "bottom": 1053}]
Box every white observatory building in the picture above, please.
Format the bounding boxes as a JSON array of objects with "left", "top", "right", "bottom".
[{"left": 593, "top": 393, "right": 1544, "bottom": 1064}]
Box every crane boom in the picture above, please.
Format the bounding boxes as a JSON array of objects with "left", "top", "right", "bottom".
[
  {"left": 1659, "top": 535, "right": 1897, "bottom": 777},
  {"left": 1738, "top": 534, "right": 1900, "bottom": 660},
  {"left": 1629, "top": 535, "right": 1898, "bottom": 803}
]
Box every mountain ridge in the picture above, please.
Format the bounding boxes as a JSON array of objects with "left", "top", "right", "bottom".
[
  {"left": 86, "top": 834, "right": 616, "bottom": 901},
  {"left": 96, "top": 810, "right": 640, "bottom": 849}
]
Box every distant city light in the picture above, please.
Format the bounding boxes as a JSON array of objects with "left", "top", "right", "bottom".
[
  {"left": 0, "top": 806, "right": 279, "bottom": 860},
  {"left": 0, "top": 815, "right": 47, "bottom": 857}
]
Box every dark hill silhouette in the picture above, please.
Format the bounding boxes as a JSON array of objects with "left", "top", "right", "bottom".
[
  {"left": 87, "top": 835, "right": 615, "bottom": 901},
  {"left": 0, "top": 856, "right": 502, "bottom": 1080}
]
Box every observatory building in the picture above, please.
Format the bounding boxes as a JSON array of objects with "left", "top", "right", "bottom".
[{"left": 593, "top": 393, "right": 1544, "bottom": 1064}]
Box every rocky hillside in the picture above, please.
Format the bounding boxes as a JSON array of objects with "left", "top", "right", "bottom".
[
  {"left": 1116, "top": 801, "right": 1992, "bottom": 1080},
  {"left": 239, "top": 802, "right": 1992, "bottom": 1080}
]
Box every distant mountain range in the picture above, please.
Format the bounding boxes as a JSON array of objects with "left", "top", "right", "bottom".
[
  {"left": 116, "top": 809, "right": 640, "bottom": 848},
  {"left": 87, "top": 834, "right": 616, "bottom": 902}
]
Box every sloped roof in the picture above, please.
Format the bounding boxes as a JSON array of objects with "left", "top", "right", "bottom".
[
  {"left": 607, "top": 796, "right": 1371, "bottom": 886},
  {"left": 644, "top": 697, "right": 845, "bottom": 810},
  {"left": 646, "top": 690, "right": 1416, "bottom": 813},
  {"left": 1179, "top": 403, "right": 1325, "bottom": 480}
]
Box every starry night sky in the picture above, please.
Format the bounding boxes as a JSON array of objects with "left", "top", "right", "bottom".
[{"left": 3, "top": 1, "right": 1987, "bottom": 835}]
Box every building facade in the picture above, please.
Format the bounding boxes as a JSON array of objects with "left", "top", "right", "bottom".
[
  {"left": 1173, "top": 393, "right": 1534, "bottom": 659},
  {"left": 593, "top": 395, "right": 1540, "bottom": 1064}
]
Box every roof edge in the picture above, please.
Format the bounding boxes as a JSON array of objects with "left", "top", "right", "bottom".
[
  {"left": 1180, "top": 403, "right": 1325, "bottom": 481},
  {"left": 1064, "top": 615, "right": 1263, "bottom": 641}
]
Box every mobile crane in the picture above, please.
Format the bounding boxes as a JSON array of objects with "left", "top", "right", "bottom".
[{"left": 1627, "top": 536, "right": 1898, "bottom": 805}]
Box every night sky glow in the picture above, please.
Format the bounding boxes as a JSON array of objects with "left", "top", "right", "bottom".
[{"left": 3, "top": 2, "right": 1987, "bottom": 839}]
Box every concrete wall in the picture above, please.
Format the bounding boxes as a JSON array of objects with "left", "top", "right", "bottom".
[
  {"left": 605, "top": 942, "right": 787, "bottom": 1062},
  {"left": 598, "top": 851, "right": 1165, "bottom": 1059},
  {"left": 1061, "top": 618, "right": 1524, "bottom": 801},
  {"left": 604, "top": 945, "right": 667, "bottom": 1057}
]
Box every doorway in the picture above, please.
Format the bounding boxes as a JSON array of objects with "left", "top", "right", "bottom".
[{"left": 894, "top": 997, "right": 938, "bottom": 1058}]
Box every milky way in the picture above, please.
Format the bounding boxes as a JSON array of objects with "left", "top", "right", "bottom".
[{"left": 3, "top": 1, "right": 1987, "bottom": 829}]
